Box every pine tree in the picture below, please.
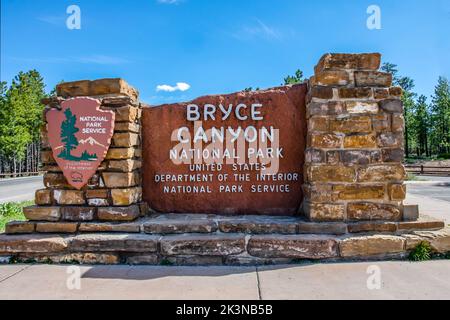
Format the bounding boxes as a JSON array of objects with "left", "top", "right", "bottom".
[
  {"left": 59, "top": 108, "right": 79, "bottom": 160},
  {"left": 430, "top": 77, "right": 450, "bottom": 156},
  {"left": 381, "top": 63, "right": 417, "bottom": 158},
  {"left": 284, "top": 70, "right": 304, "bottom": 85},
  {"left": 413, "top": 95, "right": 430, "bottom": 157}
]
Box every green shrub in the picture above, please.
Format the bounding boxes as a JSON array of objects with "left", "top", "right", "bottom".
[
  {"left": 437, "top": 152, "right": 450, "bottom": 160},
  {"left": 409, "top": 242, "right": 432, "bottom": 261},
  {"left": 0, "top": 202, "right": 23, "bottom": 217}
]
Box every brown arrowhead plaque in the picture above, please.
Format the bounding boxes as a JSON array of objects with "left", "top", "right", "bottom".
[{"left": 46, "top": 97, "right": 115, "bottom": 189}]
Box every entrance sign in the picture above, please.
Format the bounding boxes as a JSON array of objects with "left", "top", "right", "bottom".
[
  {"left": 46, "top": 97, "right": 115, "bottom": 189},
  {"left": 142, "top": 85, "right": 307, "bottom": 215}
]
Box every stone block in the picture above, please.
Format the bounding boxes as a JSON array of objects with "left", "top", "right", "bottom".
[
  {"left": 315, "top": 53, "right": 381, "bottom": 73},
  {"left": 381, "top": 148, "right": 405, "bottom": 163},
  {"left": 308, "top": 86, "right": 334, "bottom": 100},
  {"left": 392, "top": 114, "right": 405, "bottom": 132},
  {"left": 345, "top": 101, "right": 379, "bottom": 114},
  {"left": 347, "top": 222, "right": 397, "bottom": 233},
  {"left": 79, "top": 222, "right": 141, "bottom": 233},
  {"left": 61, "top": 207, "right": 96, "bottom": 221},
  {"left": 114, "top": 122, "right": 140, "bottom": 133},
  {"left": 218, "top": 217, "right": 297, "bottom": 234},
  {"left": 357, "top": 164, "right": 406, "bottom": 182},
  {"left": 144, "top": 219, "right": 217, "bottom": 234},
  {"left": 341, "top": 150, "right": 377, "bottom": 165},
  {"left": 248, "top": 235, "right": 338, "bottom": 259},
  {"left": 347, "top": 202, "right": 402, "bottom": 221},
  {"left": 308, "top": 165, "right": 356, "bottom": 183},
  {"left": 304, "top": 202, "right": 345, "bottom": 221},
  {"left": 403, "top": 204, "right": 419, "bottom": 221},
  {"left": 23, "top": 206, "right": 61, "bottom": 222},
  {"left": 310, "top": 133, "right": 343, "bottom": 148},
  {"left": 307, "top": 101, "right": 346, "bottom": 116},
  {"left": 398, "top": 220, "right": 445, "bottom": 231},
  {"left": 297, "top": 222, "right": 347, "bottom": 235},
  {"left": 377, "top": 133, "right": 402, "bottom": 148},
  {"left": 344, "top": 133, "right": 377, "bottom": 148},
  {"left": 329, "top": 116, "right": 371, "bottom": 133},
  {"left": 36, "top": 222, "right": 78, "bottom": 233},
  {"left": 35, "top": 189, "right": 52, "bottom": 205},
  {"left": 338, "top": 87, "right": 372, "bottom": 99},
  {"left": 379, "top": 99, "right": 403, "bottom": 113},
  {"left": 308, "top": 117, "right": 328, "bottom": 131},
  {"left": 312, "top": 70, "right": 350, "bottom": 86},
  {"left": 354, "top": 71, "right": 392, "bottom": 87},
  {"left": 373, "top": 88, "right": 389, "bottom": 99},
  {"left": 388, "top": 184, "right": 406, "bottom": 201},
  {"left": 333, "top": 184, "right": 385, "bottom": 200},
  {"left": 105, "top": 105, "right": 139, "bottom": 122},
  {"left": 86, "top": 189, "right": 109, "bottom": 199},
  {"left": 0, "top": 234, "right": 67, "bottom": 253},
  {"left": 53, "top": 190, "right": 85, "bottom": 205},
  {"left": 56, "top": 78, "right": 138, "bottom": 100},
  {"left": 43, "top": 173, "right": 71, "bottom": 188},
  {"left": 102, "top": 172, "right": 139, "bottom": 188},
  {"left": 110, "top": 187, "right": 142, "bottom": 206},
  {"left": 372, "top": 114, "right": 391, "bottom": 132},
  {"left": 5, "top": 221, "right": 35, "bottom": 234},
  {"left": 112, "top": 132, "right": 139, "bottom": 147},
  {"left": 339, "top": 235, "right": 405, "bottom": 257},
  {"left": 87, "top": 198, "right": 110, "bottom": 206},
  {"left": 97, "top": 205, "right": 141, "bottom": 221},
  {"left": 125, "top": 254, "right": 159, "bottom": 265},
  {"left": 304, "top": 148, "right": 325, "bottom": 163},
  {"left": 106, "top": 148, "right": 135, "bottom": 160},
  {"left": 68, "top": 234, "right": 159, "bottom": 252},
  {"left": 165, "top": 255, "right": 223, "bottom": 266},
  {"left": 160, "top": 234, "right": 245, "bottom": 256},
  {"left": 108, "top": 159, "right": 142, "bottom": 172},
  {"left": 389, "top": 87, "right": 403, "bottom": 97},
  {"left": 41, "top": 150, "right": 55, "bottom": 164}
]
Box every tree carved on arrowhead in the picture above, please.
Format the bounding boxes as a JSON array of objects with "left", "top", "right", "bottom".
[{"left": 58, "top": 108, "right": 79, "bottom": 160}]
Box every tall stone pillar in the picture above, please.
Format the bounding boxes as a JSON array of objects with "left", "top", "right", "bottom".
[
  {"left": 303, "top": 53, "right": 407, "bottom": 222},
  {"left": 16, "top": 79, "right": 147, "bottom": 234}
]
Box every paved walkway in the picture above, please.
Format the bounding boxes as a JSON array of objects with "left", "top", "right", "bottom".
[{"left": 0, "top": 261, "right": 449, "bottom": 300}]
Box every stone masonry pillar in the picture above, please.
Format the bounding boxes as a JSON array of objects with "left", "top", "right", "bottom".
[
  {"left": 303, "top": 53, "right": 407, "bottom": 222},
  {"left": 18, "top": 79, "right": 147, "bottom": 233}
]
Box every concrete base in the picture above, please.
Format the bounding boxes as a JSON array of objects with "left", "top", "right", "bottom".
[{"left": 1, "top": 214, "right": 449, "bottom": 266}]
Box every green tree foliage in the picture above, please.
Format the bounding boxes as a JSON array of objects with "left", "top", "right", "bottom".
[
  {"left": 381, "top": 63, "right": 417, "bottom": 158},
  {"left": 413, "top": 95, "right": 430, "bottom": 157},
  {"left": 59, "top": 108, "right": 79, "bottom": 160},
  {"left": 0, "top": 70, "right": 47, "bottom": 173},
  {"left": 430, "top": 77, "right": 450, "bottom": 156},
  {"left": 284, "top": 69, "right": 304, "bottom": 85},
  {"left": 381, "top": 63, "right": 450, "bottom": 159}
]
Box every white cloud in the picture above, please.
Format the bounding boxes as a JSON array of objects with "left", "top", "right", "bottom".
[
  {"left": 156, "top": 82, "right": 191, "bottom": 92},
  {"left": 157, "top": 0, "right": 183, "bottom": 4},
  {"left": 232, "top": 19, "right": 282, "bottom": 41}
]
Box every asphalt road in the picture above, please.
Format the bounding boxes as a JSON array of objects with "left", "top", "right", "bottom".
[
  {"left": 0, "top": 176, "right": 44, "bottom": 204},
  {"left": 406, "top": 176, "right": 450, "bottom": 203}
]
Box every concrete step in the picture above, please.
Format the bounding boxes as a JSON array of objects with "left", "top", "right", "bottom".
[
  {"left": 5, "top": 214, "right": 446, "bottom": 236},
  {"left": 1, "top": 226, "right": 449, "bottom": 266}
]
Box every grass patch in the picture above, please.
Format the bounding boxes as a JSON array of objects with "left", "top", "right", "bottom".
[
  {"left": 409, "top": 242, "right": 432, "bottom": 262},
  {"left": 0, "top": 200, "right": 33, "bottom": 233}
]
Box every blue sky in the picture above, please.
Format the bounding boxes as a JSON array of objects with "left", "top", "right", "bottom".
[{"left": 1, "top": 0, "right": 449, "bottom": 104}]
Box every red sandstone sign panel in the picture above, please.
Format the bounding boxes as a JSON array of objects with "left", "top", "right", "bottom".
[
  {"left": 46, "top": 97, "right": 115, "bottom": 189},
  {"left": 142, "top": 84, "right": 307, "bottom": 215}
]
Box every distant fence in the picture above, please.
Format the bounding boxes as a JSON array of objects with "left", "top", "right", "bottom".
[
  {"left": 405, "top": 165, "right": 450, "bottom": 176},
  {"left": 0, "top": 172, "right": 42, "bottom": 179}
]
